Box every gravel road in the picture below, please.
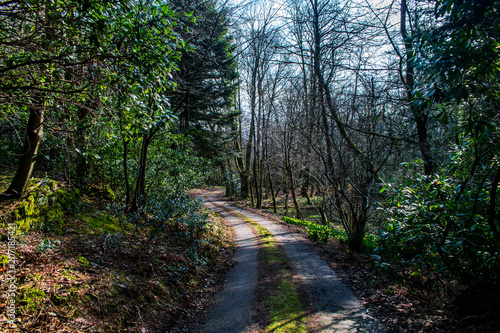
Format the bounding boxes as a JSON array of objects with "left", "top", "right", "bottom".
[
  {"left": 199, "top": 190, "right": 385, "bottom": 333},
  {"left": 197, "top": 193, "right": 258, "bottom": 333}
]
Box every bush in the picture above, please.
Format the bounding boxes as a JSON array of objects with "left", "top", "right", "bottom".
[
  {"left": 379, "top": 158, "right": 500, "bottom": 285},
  {"left": 138, "top": 192, "right": 209, "bottom": 245},
  {"left": 282, "top": 216, "right": 375, "bottom": 252}
]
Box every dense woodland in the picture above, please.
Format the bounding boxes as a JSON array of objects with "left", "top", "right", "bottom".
[{"left": 0, "top": 0, "right": 499, "bottom": 331}]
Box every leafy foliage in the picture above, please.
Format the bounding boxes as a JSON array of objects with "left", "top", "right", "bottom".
[
  {"left": 138, "top": 192, "right": 209, "bottom": 245},
  {"left": 379, "top": 157, "right": 499, "bottom": 285},
  {"left": 416, "top": 0, "right": 500, "bottom": 105},
  {"left": 282, "top": 216, "right": 377, "bottom": 253},
  {"left": 376, "top": 0, "right": 499, "bottom": 287}
]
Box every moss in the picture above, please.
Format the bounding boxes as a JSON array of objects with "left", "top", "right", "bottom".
[
  {"left": 48, "top": 189, "right": 80, "bottom": 210},
  {"left": 44, "top": 203, "right": 65, "bottom": 234},
  {"left": 87, "top": 185, "right": 115, "bottom": 201},
  {"left": 266, "top": 254, "right": 287, "bottom": 265},
  {"left": 78, "top": 212, "right": 121, "bottom": 234},
  {"left": 241, "top": 215, "right": 278, "bottom": 256},
  {"left": 266, "top": 280, "right": 307, "bottom": 333},
  {"left": 14, "top": 194, "right": 38, "bottom": 232},
  {"left": 20, "top": 285, "right": 46, "bottom": 312},
  {"left": 10, "top": 181, "right": 81, "bottom": 235},
  {"left": 0, "top": 254, "right": 8, "bottom": 266},
  {"left": 78, "top": 256, "right": 90, "bottom": 267}
]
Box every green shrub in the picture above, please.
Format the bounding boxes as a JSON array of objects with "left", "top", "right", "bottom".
[
  {"left": 379, "top": 157, "right": 500, "bottom": 285},
  {"left": 139, "top": 192, "right": 209, "bottom": 245},
  {"left": 282, "top": 216, "right": 376, "bottom": 252},
  {"left": 361, "top": 233, "right": 378, "bottom": 253},
  {"left": 283, "top": 217, "right": 347, "bottom": 245}
]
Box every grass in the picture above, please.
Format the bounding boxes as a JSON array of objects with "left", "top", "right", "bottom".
[
  {"left": 282, "top": 216, "right": 378, "bottom": 253},
  {"left": 266, "top": 280, "right": 307, "bottom": 333},
  {"left": 237, "top": 213, "right": 308, "bottom": 333}
]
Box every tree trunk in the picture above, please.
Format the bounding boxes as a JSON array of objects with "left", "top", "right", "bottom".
[
  {"left": 284, "top": 129, "right": 302, "bottom": 219},
  {"left": 223, "top": 163, "right": 235, "bottom": 197},
  {"left": 288, "top": 168, "right": 302, "bottom": 219},
  {"left": 123, "top": 138, "right": 131, "bottom": 206},
  {"left": 240, "top": 174, "right": 250, "bottom": 200},
  {"left": 268, "top": 164, "right": 277, "bottom": 213},
  {"left": 487, "top": 163, "right": 500, "bottom": 248},
  {"left": 130, "top": 134, "right": 151, "bottom": 212},
  {"left": 253, "top": 154, "right": 261, "bottom": 208},
  {"left": 284, "top": 191, "right": 289, "bottom": 216},
  {"left": 75, "top": 105, "right": 90, "bottom": 189},
  {"left": 301, "top": 168, "right": 313, "bottom": 205},
  {"left": 401, "top": 0, "right": 434, "bottom": 175},
  {"left": 235, "top": 116, "right": 250, "bottom": 200},
  {"left": 348, "top": 226, "right": 364, "bottom": 253},
  {"left": 249, "top": 179, "right": 255, "bottom": 207},
  {"left": 244, "top": 60, "right": 258, "bottom": 201},
  {"left": 2, "top": 105, "right": 44, "bottom": 199}
]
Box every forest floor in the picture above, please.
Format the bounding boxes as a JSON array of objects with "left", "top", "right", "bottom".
[
  {"left": 0, "top": 177, "right": 235, "bottom": 333},
  {"left": 222, "top": 191, "right": 500, "bottom": 333}
]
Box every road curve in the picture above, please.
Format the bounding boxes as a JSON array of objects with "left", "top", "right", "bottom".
[{"left": 202, "top": 190, "right": 385, "bottom": 333}]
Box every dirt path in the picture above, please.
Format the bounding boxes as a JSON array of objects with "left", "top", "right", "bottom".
[{"left": 200, "top": 190, "right": 385, "bottom": 332}]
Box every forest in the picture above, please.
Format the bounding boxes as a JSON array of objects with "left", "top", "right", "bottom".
[{"left": 0, "top": 0, "right": 499, "bottom": 331}]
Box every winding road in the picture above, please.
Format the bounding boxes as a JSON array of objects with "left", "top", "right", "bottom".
[{"left": 198, "top": 190, "right": 385, "bottom": 333}]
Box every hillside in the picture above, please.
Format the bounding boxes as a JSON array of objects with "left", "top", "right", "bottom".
[{"left": 0, "top": 176, "right": 233, "bottom": 332}]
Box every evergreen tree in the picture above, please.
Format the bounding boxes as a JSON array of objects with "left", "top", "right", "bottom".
[{"left": 169, "top": 0, "right": 239, "bottom": 159}]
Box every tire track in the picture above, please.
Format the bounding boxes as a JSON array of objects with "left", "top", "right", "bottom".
[{"left": 197, "top": 192, "right": 259, "bottom": 333}]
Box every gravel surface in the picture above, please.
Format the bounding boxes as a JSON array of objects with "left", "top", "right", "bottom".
[
  {"left": 223, "top": 203, "right": 385, "bottom": 333},
  {"left": 200, "top": 190, "right": 385, "bottom": 332},
  {"left": 198, "top": 193, "right": 259, "bottom": 333}
]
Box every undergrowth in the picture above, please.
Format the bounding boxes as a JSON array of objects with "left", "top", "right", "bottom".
[
  {"left": 282, "top": 216, "right": 377, "bottom": 253},
  {"left": 0, "top": 180, "right": 233, "bottom": 332}
]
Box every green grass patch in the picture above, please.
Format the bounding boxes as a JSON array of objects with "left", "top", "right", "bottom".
[
  {"left": 282, "top": 216, "right": 377, "bottom": 253},
  {"left": 266, "top": 280, "right": 307, "bottom": 333},
  {"left": 237, "top": 213, "right": 307, "bottom": 333}
]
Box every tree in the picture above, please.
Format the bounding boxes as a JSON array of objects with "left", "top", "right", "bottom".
[
  {"left": 0, "top": 0, "right": 99, "bottom": 197},
  {"left": 283, "top": 0, "right": 386, "bottom": 250},
  {"left": 419, "top": 0, "right": 500, "bottom": 262},
  {"left": 0, "top": 0, "right": 185, "bottom": 201},
  {"left": 400, "top": 0, "right": 435, "bottom": 175},
  {"left": 233, "top": 1, "right": 284, "bottom": 204},
  {"left": 379, "top": 0, "right": 500, "bottom": 284},
  {"left": 169, "top": 0, "right": 239, "bottom": 155}
]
